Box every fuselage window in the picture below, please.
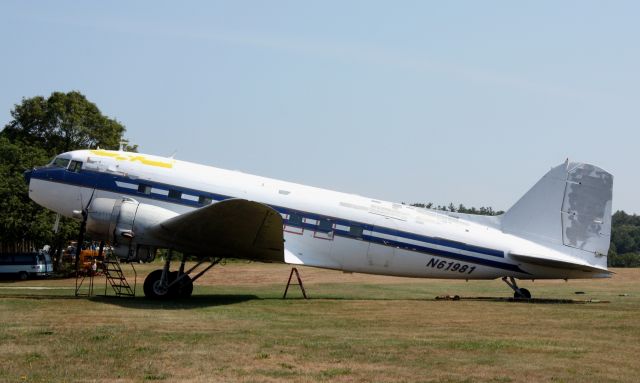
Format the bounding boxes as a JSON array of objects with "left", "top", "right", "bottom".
[
  {"left": 168, "top": 189, "right": 182, "bottom": 199},
  {"left": 68, "top": 160, "right": 83, "bottom": 172},
  {"left": 288, "top": 213, "right": 302, "bottom": 226},
  {"left": 199, "top": 196, "right": 212, "bottom": 205},
  {"left": 317, "top": 219, "right": 333, "bottom": 232},
  {"left": 138, "top": 184, "right": 152, "bottom": 195},
  {"left": 350, "top": 225, "right": 364, "bottom": 239}
]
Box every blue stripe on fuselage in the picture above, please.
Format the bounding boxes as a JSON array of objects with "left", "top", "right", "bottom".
[
  {"left": 31, "top": 167, "right": 527, "bottom": 274},
  {"left": 357, "top": 233, "right": 523, "bottom": 273}
]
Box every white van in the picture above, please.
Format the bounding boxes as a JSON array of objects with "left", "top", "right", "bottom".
[{"left": 0, "top": 252, "right": 53, "bottom": 280}]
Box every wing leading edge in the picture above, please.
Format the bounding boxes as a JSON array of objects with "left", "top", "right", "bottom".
[{"left": 149, "top": 199, "right": 284, "bottom": 262}]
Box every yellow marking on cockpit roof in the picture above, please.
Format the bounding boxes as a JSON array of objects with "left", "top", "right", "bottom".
[{"left": 89, "top": 150, "right": 174, "bottom": 168}]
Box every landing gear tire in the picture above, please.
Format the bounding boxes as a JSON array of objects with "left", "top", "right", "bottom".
[
  {"left": 180, "top": 279, "right": 194, "bottom": 297},
  {"left": 144, "top": 270, "right": 193, "bottom": 299},
  {"left": 18, "top": 271, "right": 28, "bottom": 281},
  {"left": 143, "top": 269, "right": 170, "bottom": 299},
  {"left": 170, "top": 273, "right": 193, "bottom": 298},
  {"left": 166, "top": 271, "right": 193, "bottom": 298},
  {"left": 514, "top": 288, "right": 531, "bottom": 299}
]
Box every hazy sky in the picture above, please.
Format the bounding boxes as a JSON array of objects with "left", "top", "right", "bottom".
[{"left": 1, "top": 1, "right": 638, "bottom": 213}]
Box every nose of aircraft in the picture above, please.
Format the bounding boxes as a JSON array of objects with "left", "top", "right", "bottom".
[{"left": 23, "top": 169, "right": 32, "bottom": 185}]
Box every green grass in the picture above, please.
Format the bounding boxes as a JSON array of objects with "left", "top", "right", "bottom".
[{"left": 0, "top": 263, "right": 639, "bottom": 382}]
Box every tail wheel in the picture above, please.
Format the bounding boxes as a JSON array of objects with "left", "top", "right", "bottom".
[{"left": 514, "top": 288, "right": 532, "bottom": 299}]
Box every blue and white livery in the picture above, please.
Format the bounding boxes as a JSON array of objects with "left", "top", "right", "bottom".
[{"left": 24, "top": 150, "right": 613, "bottom": 299}]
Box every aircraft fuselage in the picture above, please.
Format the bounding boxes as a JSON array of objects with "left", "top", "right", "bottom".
[{"left": 26, "top": 150, "right": 611, "bottom": 281}]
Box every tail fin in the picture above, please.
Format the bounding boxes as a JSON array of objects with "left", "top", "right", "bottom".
[{"left": 501, "top": 161, "right": 613, "bottom": 268}]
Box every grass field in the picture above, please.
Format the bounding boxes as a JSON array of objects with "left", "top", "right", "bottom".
[{"left": 0, "top": 262, "right": 638, "bottom": 382}]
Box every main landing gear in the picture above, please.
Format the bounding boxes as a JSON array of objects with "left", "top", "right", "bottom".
[
  {"left": 143, "top": 250, "right": 222, "bottom": 299},
  {"left": 502, "top": 276, "right": 532, "bottom": 299}
]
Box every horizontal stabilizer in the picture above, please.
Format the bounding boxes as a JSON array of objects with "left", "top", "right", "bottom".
[{"left": 510, "top": 253, "right": 612, "bottom": 274}]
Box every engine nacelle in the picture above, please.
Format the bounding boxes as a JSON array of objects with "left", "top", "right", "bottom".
[{"left": 85, "top": 197, "right": 177, "bottom": 261}]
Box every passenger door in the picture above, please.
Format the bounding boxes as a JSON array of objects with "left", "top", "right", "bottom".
[{"left": 366, "top": 216, "right": 398, "bottom": 268}]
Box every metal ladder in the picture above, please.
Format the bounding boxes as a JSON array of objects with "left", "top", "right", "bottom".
[{"left": 102, "top": 255, "right": 136, "bottom": 297}]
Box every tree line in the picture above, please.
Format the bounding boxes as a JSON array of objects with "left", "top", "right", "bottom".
[
  {"left": 411, "top": 202, "right": 503, "bottom": 216},
  {"left": 0, "top": 91, "right": 133, "bottom": 266},
  {"left": 0, "top": 91, "right": 638, "bottom": 267},
  {"left": 609, "top": 211, "right": 640, "bottom": 267}
]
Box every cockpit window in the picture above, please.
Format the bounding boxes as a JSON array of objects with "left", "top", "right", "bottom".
[
  {"left": 68, "top": 160, "right": 83, "bottom": 172},
  {"left": 49, "top": 157, "right": 71, "bottom": 168}
]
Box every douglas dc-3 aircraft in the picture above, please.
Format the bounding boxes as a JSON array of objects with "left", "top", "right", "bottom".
[{"left": 24, "top": 150, "right": 613, "bottom": 299}]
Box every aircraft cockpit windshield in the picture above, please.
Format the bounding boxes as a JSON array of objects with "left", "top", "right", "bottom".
[{"left": 47, "top": 156, "right": 71, "bottom": 169}]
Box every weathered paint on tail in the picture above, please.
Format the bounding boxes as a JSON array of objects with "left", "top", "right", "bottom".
[{"left": 501, "top": 161, "right": 613, "bottom": 269}]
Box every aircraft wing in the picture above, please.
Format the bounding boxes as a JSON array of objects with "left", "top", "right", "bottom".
[
  {"left": 148, "top": 199, "right": 284, "bottom": 262},
  {"left": 509, "top": 252, "right": 612, "bottom": 274}
]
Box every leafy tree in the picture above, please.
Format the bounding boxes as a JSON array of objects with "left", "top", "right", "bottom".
[
  {"left": 2, "top": 91, "right": 126, "bottom": 157},
  {"left": 0, "top": 136, "right": 53, "bottom": 249},
  {"left": 0, "top": 91, "right": 134, "bottom": 265},
  {"left": 608, "top": 211, "right": 640, "bottom": 267},
  {"left": 609, "top": 252, "right": 640, "bottom": 267},
  {"left": 612, "top": 210, "right": 640, "bottom": 227}
]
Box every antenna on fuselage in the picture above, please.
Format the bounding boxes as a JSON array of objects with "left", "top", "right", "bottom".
[
  {"left": 168, "top": 150, "right": 177, "bottom": 159},
  {"left": 119, "top": 140, "right": 129, "bottom": 152}
]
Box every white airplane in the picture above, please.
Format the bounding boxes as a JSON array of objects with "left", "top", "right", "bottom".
[{"left": 24, "top": 149, "right": 613, "bottom": 299}]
